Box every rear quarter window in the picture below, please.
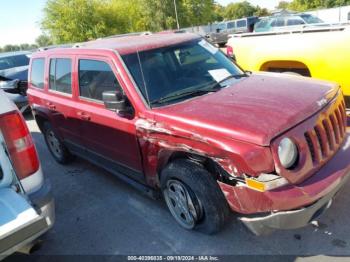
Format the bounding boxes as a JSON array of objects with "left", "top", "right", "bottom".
[{"left": 30, "top": 58, "right": 45, "bottom": 89}]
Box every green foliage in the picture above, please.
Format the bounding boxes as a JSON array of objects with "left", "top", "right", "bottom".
[
  {"left": 213, "top": 3, "right": 225, "bottom": 22},
  {"left": 276, "top": 1, "right": 291, "bottom": 9},
  {"left": 35, "top": 34, "right": 53, "bottom": 47},
  {"left": 138, "top": 0, "right": 178, "bottom": 31},
  {"left": 38, "top": 0, "right": 350, "bottom": 45},
  {"left": 41, "top": 0, "right": 216, "bottom": 42},
  {"left": 181, "top": 0, "right": 216, "bottom": 26},
  {"left": 223, "top": 1, "right": 257, "bottom": 20},
  {"left": 0, "top": 44, "right": 38, "bottom": 53},
  {"left": 285, "top": 0, "right": 350, "bottom": 11},
  {"left": 254, "top": 6, "right": 271, "bottom": 17}
]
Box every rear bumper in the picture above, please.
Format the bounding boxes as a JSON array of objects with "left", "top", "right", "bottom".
[
  {"left": 220, "top": 132, "right": 350, "bottom": 234},
  {"left": 0, "top": 180, "right": 55, "bottom": 258},
  {"left": 28, "top": 178, "right": 55, "bottom": 229}
]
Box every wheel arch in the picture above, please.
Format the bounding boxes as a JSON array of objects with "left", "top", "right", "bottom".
[
  {"left": 157, "top": 150, "right": 233, "bottom": 186},
  {"left": 259, "top": 60, "right": 311, "bottom": 77},
  {"left": 33, "top": 112, "right": 49, "bottom": 133}
]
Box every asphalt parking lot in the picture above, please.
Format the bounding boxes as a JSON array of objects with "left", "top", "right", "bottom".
[{"left": 9, "top": 116, "right": 350, "bottom": 260}]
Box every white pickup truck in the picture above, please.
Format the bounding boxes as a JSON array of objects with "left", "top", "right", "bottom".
[{"left": 0, "top": 90, "right": 54, "bottom": 259}]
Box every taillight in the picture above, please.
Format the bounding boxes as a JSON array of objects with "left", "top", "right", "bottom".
[
  {"left": 0, "top": 111, "right": 39, "bottom": 180},
  {"left": 226, "top": 45, "right": 234, "bottom": 57}
]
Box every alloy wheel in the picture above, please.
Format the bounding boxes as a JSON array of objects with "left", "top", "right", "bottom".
[{"left": 164, "top": 179, "right": 203, "bottom": 229}]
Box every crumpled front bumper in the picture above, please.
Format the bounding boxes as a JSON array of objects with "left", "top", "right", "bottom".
[
  {"left": 240, "top": 172, "right": 349, "bottom": 235},
  {"left": 220, "top": 132, "right": 350, "bottom": 235}
]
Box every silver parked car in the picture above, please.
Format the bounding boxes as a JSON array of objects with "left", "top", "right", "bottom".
[
  {"left": 0, "top": 90, "right": 54, "bottom": 259},
  {"left": 206, "top": 16, "right": 260, "bottom": 46},
  {"left": 0, "top": 52, "right": 31, "bottom": 113}
]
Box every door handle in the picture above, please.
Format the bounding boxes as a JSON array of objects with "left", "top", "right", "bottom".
[
  {"left": 46, "top": 102, "right": 56, "bottom": 111},
  {"left": 77, "top": 111, "right": 91, "bottom": 121}
]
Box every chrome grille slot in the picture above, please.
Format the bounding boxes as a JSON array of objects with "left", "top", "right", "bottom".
[
  {"left": 329, "top": 114, "right": 340, "bottom": 144},
  {"left": 335, "top": 108, "right": 344, "bottom": 137},
  {"left": 305, "top": 132, "right": 316, "bottom": 163},
  {"left": 322, "top": 119, "right": 334, "bottom": 151},
  {"left": 314, "top": 126, "right": 327, "bottom": 158},
  {"left": 305, "top": 98, "right": 347, "bottom": 166}
]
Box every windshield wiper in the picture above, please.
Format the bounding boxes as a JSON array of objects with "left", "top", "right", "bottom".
[
  {"left": 218, "top": 73, "right": 248, "bottom": 84},
  {"left": 150, "top": 73, "right": 248, "bottom": 106},
  {"left": 151, "top": 85, "right": 222, "bottom": 105}
]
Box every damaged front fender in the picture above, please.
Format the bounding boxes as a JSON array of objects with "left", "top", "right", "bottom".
[{"left": 135, "top": 118, "right": 275, "bottom": 187}]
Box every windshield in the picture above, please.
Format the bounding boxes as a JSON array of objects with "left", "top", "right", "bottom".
[
  {"left": 0, "top": 54, "right": 30, "bottom": 71},
  {"left": 300, "top": 14, "right": 324, "bottom": 24},
  {"left": 122, "top": 39, "right": 244, "bottom": 107}
]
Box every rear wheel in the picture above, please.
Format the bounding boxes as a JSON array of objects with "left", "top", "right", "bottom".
[
  {"left": 161, "top": 159, "right": 230, "bottom": 234},
  {"left": 43, "top": 122, "right": 73, "bottom": 164}
]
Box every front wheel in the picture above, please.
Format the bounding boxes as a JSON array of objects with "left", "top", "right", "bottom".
[{"left": 161, "top": 159, "right": 230, "bottom": 234}]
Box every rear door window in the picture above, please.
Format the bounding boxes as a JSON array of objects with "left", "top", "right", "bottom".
[
  {"left": 287, "top": 18, "right": 305, "bottom": 26},
  {"left": 236, "top": 20, "right": 247, "bottom": 28},
  {"left": 227, "top": 22, "right": 235, "bottom": 29},
  {"left": 49, "top": 58, "right": 72, "bottom": 94},
  {"left": 30, "top": 58, "right": 45, "bottom": 89},
  {"left": 78, "top": 59, "right": 122, "bottom": 101},
  {"left": 271, "top": 18, "right": 285, "bottom": 27}
]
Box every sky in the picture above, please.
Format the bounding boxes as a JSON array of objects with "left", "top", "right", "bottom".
[{"left": 0, "top": 0, "right": 289, "bottom": 47}]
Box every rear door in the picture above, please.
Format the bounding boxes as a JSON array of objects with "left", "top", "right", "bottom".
[
  {"left": 45, "top": 56, "right": 83, "bottom": 146},
  {"left": 0, "top": 132, "right": 47, "bottom": 256}
]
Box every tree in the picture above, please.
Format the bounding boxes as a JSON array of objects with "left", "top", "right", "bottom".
[
  {"left": 276, "top": 1, "right": 291, "bottom": 9},
  {"left": 288, "top": 0, "right": 350, "bottom": 11},
  {"left": 254, "top": 6, "right": 271, "bottom": 17},
  {"left": 138, "top": 0, "right": 178, "bottom": 31},
  {"left": 36, "top": 34, "right": 53, "bottom": 47},
  {"left": 182, "top": 0, "right": 216, "bottom": 26},
  {"left": 41, "top": 0, "right": 134, "bottom": 44},
  {"left": 223, "top": 1, "right": 257, "bottom": 20},
  {"left": 213, "top": 3, "right": 225, "bottom": 22}
]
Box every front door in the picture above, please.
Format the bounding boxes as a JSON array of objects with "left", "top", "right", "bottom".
[{"left": 74, "top": 57, "right": 144, "bottom": 181}]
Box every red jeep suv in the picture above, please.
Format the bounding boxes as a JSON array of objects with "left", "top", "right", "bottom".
[{"left": 27, "top": 33, "right": 350, "bottom": 235}]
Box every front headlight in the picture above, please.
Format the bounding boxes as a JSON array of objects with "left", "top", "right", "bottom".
[{"left": 278, "top": 138, "right": 298, "bottom": 169}]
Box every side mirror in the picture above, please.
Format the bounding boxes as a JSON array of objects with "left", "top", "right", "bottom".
[{"left": 102, "top": 91, "right": 133, "bottom": 117}]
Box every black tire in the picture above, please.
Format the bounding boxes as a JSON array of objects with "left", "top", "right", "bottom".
[
  {"left": 161, "top": 159, "right": 230, "bottom": 234},
  {"left": 43, "top": 122, "right": 73, "bottom": 164}
]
